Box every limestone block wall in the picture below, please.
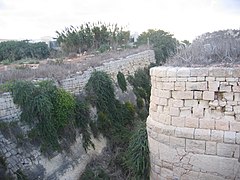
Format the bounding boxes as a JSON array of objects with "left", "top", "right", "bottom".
[
  {"left": 0, "top": 50, "right": 155, "bottom": 122},
  {"left": 0, "top": 49, "right": 155, "bottom": 179},
  {"left": 61, "top": 50, "right": 155, "bottom": 94},
  {"left": 147, "top": 67, "right": 240, "bottom": 180}
]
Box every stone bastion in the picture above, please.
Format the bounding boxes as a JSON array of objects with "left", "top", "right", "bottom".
[{"left": 147, "top": 67, "right": 240, "bottom": 180}]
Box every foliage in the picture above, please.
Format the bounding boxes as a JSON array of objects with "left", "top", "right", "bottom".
[
  {"left": 84, "top": 70, "right": 150, "bottom": 179},
  {"left": 56, "top": 22, "right": 130, "bottom": 54},
  {"left": 0, "top": 155, "right": 15, "bottom": 180},
  {"left": 137, "top": 29, "right": 178, "bottom": 64},
  {"left": 0, "top": 155, "right": 7, "bottom": 170},
  {"left": 125, "top": 122, "right": 150, "bottom": 179},
  {"left": 15, "top": 170, "right": 28, "bottom": 180},
  {"left": 85, "top": 71, "right": 135, "bottom": 147},
  {"left": 0, "top": 41, "right": 49, "bottom": 62},
  {"left": 127, "top": 67, "right": 151, "bottom": 114},
  {"left": 75, "top": 99, "right": 95, "bottom": 151},
  {"left": 117, "top": 71, "right": 127, "bottom": 92},
  {"left": 166, "top": 29, "right": 240, "bottom": 67},
  {"left": 10, "top": 80, "right": 76, "bottom": 153},
  {"left": 80, "top": 166, "right": 110, "bottom": 180}
]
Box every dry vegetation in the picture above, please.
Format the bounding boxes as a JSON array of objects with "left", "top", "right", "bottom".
[
  {"left": 166, "top": 29, "right": 240, "bottom": 67},
  {"left": 0, "top": 45, "right": 149, "bottom": 84}
]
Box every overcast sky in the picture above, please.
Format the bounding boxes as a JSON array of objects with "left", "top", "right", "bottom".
[{"left": 0, "top": 0, "right": 239, "bottom": 41}]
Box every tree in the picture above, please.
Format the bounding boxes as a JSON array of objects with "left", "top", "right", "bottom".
[
  {"left": 56, "top": 22, "right": 130, "bottom": 54},
  {"left": 0, "top": 40, "right": 49, "bottom": 62},
  {"left": 137, "top": 29, "right": 178, "bottom": 64}
]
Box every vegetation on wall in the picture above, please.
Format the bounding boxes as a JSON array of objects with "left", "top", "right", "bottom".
[
  {"left": 0, "top": 40, "right": 50, "bottom": 62},
  {"left": 85, "top": 71, "right": 134, "bottom": 147},
  {"left": 4, "top": 80, "right": 96, "bottom": 155},
  {"left": 117, "top": 71, "right": 127, "bottom": 92},
  {"left": 1, "top": 67, "right": 152, "bottom": 179},
  {"left": 125, "top": 122, "right": 150, "bottom": 179},
  {"left": 9, "top": 81, "right": 77, "bottom": 153},
  {"left": 127, "top": 66, "right": 152, "bottom": 120},
  {"left": 75, "top": 99, "right": 95, "bottom": 151},
  {"left": 82, "top": 70, "right": 152, "bottom": 179}
]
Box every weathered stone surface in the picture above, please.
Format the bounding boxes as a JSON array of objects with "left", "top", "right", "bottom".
[
  {"left": 148, "top": 67, "right": 240, "bottom": 180},
  {"left": 224, "top": 131, "right": 236, "bottom": 144},
  {"left": 190, "top": 68, "right": 209, "bottom": 77},
  {"left": 185, "top": 117, "right": 199, "bottom": 128},
  {"left": 169, "top": 136, "right": 185, "bottom": 148},
  {"left": 206, "top": 141, "right": 217, "bottom": 155},
  {"left": 177, "top": 68, "right": 190, "bottom": 77},
  {"left": 217, "top": 143, "right": 239, "bottom": 158},
  {"left": 199, "top": 119, "right": 215, "bottom": 129},
  {"left": 208, "top": 81, "right": 219, "bottom": 91},
  {"left": 189, "top": 154, "right": 239, "bottom": 178},
  {"left": 172, "top": 91, "right": 193, "bottom": 100},
  {"left": 186, "top": 139, "right": 206, "bottom": 154},
  {"left": 211, "top": 130, "right": 224, "bottom": 142},
  {"left": 194, "top": 129, "right": 210, "bottom": 140},
  {"left": 186, "top": 82, "right": 207, "bottom": 91},
  {"left": 203, "top": 91, "right": 215, "bottom": 100},
  {"left": 175, "top": 82, "right": 186, "bottom": 91},
  {"left": 193, "top": 107, "right": 204, "bottom": 118},
  {"left": 175, "top": 127, "right": 194, "bottom": 139},
  {"left": 171, "top": 117, "right": 185, "bottom": 127},
  {"left": 215, "top": 120, "right": 229, "bottom": 131}
]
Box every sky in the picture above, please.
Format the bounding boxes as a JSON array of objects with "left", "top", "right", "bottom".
[{"left": 0, "top": 0, "right": 239, "bottom": 42}]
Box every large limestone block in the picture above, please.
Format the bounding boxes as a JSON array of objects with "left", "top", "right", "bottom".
[
  {"left": 186, "top": 139, "right": 206, "bottom": 154},
  {"left": 189, "top": 154, "right": 240, "bottom": 179},
  {"left": 194, "top": 129, "right": 210, "bottom": 140},
  {"left": 217, "top": 143, "right": 239, "bottom": 158},
  {"left": 186, "top": 82, "right": 207, "bottom": 91},
  {"left": 175, "top": 127, "right": 194, "bottom": 139},
  {"left": 172, "top": 91, "right": 193, "bottom": 100},
  {"left": 177, "top": 68, "right": 190, "bottom": 77},
  {"left": 190, "top": 68, "right": 209, "bottom": 76}
]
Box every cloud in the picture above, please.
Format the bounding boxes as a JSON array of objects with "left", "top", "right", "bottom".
[{"left": 0, "top": 0, "right": 239, "bottom": 41}]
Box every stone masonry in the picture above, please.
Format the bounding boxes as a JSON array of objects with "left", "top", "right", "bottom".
[
  {"left": 147, "top": 67, "right": 240, "bottom": 180},
  {"left": 0, "top": 50, "right": 155, "bottom": 179}
]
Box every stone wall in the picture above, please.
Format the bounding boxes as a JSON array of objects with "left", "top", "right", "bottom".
[
  {"left": 147, "top": 67, "right": 240, "bottom": 180},
  {"left": 0, "top": 50, "right": 155, "bottom": 122},
  {"left": 61, "top": 50, "right": 155, "bottom": 94},
  {"left": 0, "top": 49, "right": 155, "bottom": 179}
]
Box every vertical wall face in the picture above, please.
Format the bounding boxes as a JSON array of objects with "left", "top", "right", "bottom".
[
  {"left": 147, "top": 67, "right": 240, "bottom": 180},
  {"left": 0, "top": 50, "right": 155, "bottom": 179}
]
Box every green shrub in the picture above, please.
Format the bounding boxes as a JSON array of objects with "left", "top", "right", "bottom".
[
  {"left": 75, "top": 100, "right": 94, "bottom": 151},
  {"left": 80, "top": 166, "right": 110, "bottom": 180},
  {"left": 117, "top": 71, "right": 127, "bottom": 92},
  {"left": 125, "top": 122, "right": 150, "bottom": 179},
  {"left": 10, "top": 80, "right": 76, "bottom": 153},
  {"left": 15, "top": 169, "right": 28, "bottom": 180}
]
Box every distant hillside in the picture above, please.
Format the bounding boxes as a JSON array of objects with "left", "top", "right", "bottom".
[{"left": 166, "top": 29, "right": 240, "bottom": 67}]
